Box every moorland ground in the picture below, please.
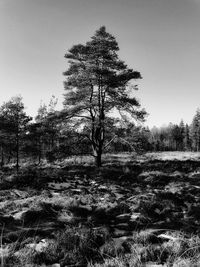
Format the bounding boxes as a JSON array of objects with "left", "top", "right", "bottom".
[{"left": 1, "top": 152, "right": 200, "bottom": 267}]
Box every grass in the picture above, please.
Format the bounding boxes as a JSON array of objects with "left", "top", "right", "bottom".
[
  {"left": 3, "top": 226, "right": 200, "bottom": 267},
  {"left": 53, "top": 151, "right": 200, "bottom": 166},
  {"left": 1, "top": 152, "right": 200, "bottom": 266}
]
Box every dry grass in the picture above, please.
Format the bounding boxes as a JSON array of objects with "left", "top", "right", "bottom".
[
  {"left": 1, "top": 151, "right": 200, "bottom": 266},
  {"left": 145, "top": 151, "right": 200, "bottom": 161}
]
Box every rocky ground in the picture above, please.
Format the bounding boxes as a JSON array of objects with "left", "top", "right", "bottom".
[{"left": 0, "top": 152, "right": 200, "bottom": 266}]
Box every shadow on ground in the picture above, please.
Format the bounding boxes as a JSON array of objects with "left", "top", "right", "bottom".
[{"left": 0, "top": 154, "right": 200, "bottom": 266}]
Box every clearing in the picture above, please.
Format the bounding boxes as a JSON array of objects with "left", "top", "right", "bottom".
[{"left": 0, "top": 152, "right": 200, "bottom": 267}]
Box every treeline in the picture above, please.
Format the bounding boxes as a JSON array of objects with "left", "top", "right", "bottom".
[
  {"left": 150, "top": 109, "right": 200, "bottom": 152},
  {"left": 0, "top": 96, "right": 149, "bottom": 170},
  {"left": 0, "top": 96, "right": 92, "bottom": 170},
  {"left": 0, "top": 96, "right": 200, "bottom": 170}
]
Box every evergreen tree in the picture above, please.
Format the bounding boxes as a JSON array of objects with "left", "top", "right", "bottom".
[
  {"left": 190, "top": 109, "right": 200, "bottom": 151},
  {"left": 34, "top": 97, "right": 59, "bottom": 163},
  {"left": 184, "top": 123, "right": 191, "bottom": 151},
  {"left": 0, "top": 96, "right": 32, "bottom": 171},
  {"left": 179, "top": 120, "right": 185, "bottom": 150},
  {"left": 63, "top": 26, "right": 146, "bottom": 166}
]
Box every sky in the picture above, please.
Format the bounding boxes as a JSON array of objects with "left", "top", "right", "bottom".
[{"left": 1, "top": 0, "right": 200, "bottom": 127}]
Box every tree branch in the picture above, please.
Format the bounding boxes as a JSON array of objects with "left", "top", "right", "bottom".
[{"left": 104, "top": 135, "right": 117, "bottom": 149}]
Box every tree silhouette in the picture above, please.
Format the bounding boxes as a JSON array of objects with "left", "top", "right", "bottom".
[{"left": 63, "top": 26, "right": 146, "bottom": 166}]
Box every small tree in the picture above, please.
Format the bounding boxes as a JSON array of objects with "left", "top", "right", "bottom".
[
  {"left": 63, "top": 26, "right": 146, "bottom": 167},
  {"left": 0, "top": 116, "right": 10, "bottom": 167},
  {"left": 33, "top": 96, "right": 59, "bottom": 163},
  {"left": 0, "top": 96, "right": 32, "bottom": 171}
]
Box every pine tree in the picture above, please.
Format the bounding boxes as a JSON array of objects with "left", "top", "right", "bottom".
[
  {"left": 63, "top": 26, "right": 146, "bottom": 166},
  {"left": 184, "top": 123, "right": 191, "bottom": 151},
  {"left": 0, "top": 96, "right": 32, "bottom": 171},
  {"left": 190, "top": 109, "right": 200, "bottom": 151},
  {"left": 34, "top": 97, "right": 59, "bottom": 163},
  {"left": 179, "top": 120, "right": 185, "bottom": 150}
]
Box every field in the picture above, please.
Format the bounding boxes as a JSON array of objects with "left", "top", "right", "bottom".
[{"left": 1, "top": 152, "right": 200, "bottom": 267}]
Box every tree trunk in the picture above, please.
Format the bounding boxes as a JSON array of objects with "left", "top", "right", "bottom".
[
  {"left": 38, "top": 149, "right": 41, "bottom": 164},
  {"left": 0, "top": 145, "right": 4, "bottom": 168},
  {"left": 38, "top": 138, "right": 41, "bottom": 164},
  {"left": 95, "top": 149, "right": 102, "bottom": 167},
  {"left": 16, "top": 133, "right": 19, "bottom": 173},
  {"left": 7, "top": 147, "right": 11, "bottom": 164},
  {"left": 92, "top": 142, "right": 102, "bottom": 168}
]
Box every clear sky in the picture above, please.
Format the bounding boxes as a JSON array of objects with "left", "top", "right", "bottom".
[{"left": 1, "top": 0, "right": 200, "bottom": 127}]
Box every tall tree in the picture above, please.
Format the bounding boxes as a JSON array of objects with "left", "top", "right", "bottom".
[
  {"left": 184, "top": 123, "right": 191, "bottom": 151},
  {"left": 0, "top": 96, "right": 32, "bottom": 171},
  {"left": 63, "top": 26, "right": 146, "bottom": 166},
  {"left": 178, "top": 120, "right": 185, "bottom": 150},
  {"left": 190, "top": 109, "right": 200, "bottom": 151},
  {"left": 33, "top": 96, "right": 59, "bottom": 163}
]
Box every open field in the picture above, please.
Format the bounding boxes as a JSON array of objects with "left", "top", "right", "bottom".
[
  {"left": 50, "top": 151, "right": 200, "bottom": 166},
  {"left": 1, "top": 152, "right": 200, "bottom": 266}
]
